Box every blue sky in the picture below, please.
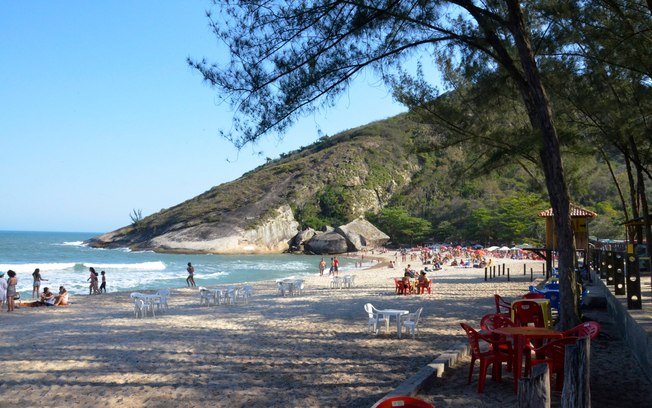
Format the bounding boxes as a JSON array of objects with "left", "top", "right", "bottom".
[{"left": 1, "top": 1, "right": 407, "bottom": 233}]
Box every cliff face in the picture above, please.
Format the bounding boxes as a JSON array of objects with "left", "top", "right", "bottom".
[{"left": 87, "top": 115, "right": 421, "bottom": 254}]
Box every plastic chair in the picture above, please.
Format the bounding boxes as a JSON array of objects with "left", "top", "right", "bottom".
[
  {"left": 562, "top": 321, "right": 600, "bottom": 340},
  {"left": 375, "top": 396, "right": 434, "bottom": 408},
  {"left": 522, "top": 292, "right": 545, "bottom": 299},
  {"left": 293, "top": 280, "right": 305, "bottom": 295},
  {"left": 494, "top": 294, "right": 511, "bottom": 316},
  {"left": 241, "top": 285, "right": 253, "bottom": 304},
  {"left": 364, "top": 303, "right": 388, "bottom": 334},
  {"left": 401, "top": 307, "right": 424, "bottom": 339},
  {"left": 526, "top": 337, "right": 579, "bottom": 390},
  {"left": 153, "top": 289, "right": 170, "bottom": 310},
  {"left": 419, "top": 279, "right": 432, "bottom": 294},
  {"left": 511, "top": 300, "right": 545, "bottom": 327},
  {"left": 543, "top": 290, "right": 560, "bottom": 310},
  {"left": 198, "top": 287, "right": 213, "bottom": 306},
  {"left": 460, "top": 323, "right": 514, "bottom": 393}
]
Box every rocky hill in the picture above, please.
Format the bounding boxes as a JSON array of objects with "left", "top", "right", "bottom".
[
  {"left": 88, "top": 115, "right": 421, "bottom": 254},
  {"left": 88, "top": 112, "right": 625, "bottom": 254}
]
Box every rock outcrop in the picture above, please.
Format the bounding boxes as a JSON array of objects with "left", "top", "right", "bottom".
[
  {"left": 336, "top": 218, "right": 390, "bottom": 251},
  {"left": 303, "top": 230, "right": 349, "bottom": 254}
]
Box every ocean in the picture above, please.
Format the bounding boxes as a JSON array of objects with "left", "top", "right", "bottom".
[{"left": 0, "top": 231, "right": 358, "bottom": 297}]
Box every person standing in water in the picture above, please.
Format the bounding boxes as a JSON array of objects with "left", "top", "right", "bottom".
[
  {"left": 319, "top": 258, "right": 326, "bottom": 276},
  {"left": 186, "top": 262, "right": 196, "bottom": 287}
]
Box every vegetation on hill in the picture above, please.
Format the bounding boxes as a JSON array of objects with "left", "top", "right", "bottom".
[{"left": 119, "top": 112, "right": 624, "bottom": 247}]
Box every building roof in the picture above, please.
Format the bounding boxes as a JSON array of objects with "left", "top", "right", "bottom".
[{"left": 538, "top": 204, "right": 597, "bottom": 219}]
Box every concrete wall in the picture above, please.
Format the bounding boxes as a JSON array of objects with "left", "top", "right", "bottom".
[{"left": 598, "top": 278, "right": 652, "bottom": 382}]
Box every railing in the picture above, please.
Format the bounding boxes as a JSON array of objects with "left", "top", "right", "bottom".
[{"left": 589, "top": 249, "right": 642, "bottom": 309}]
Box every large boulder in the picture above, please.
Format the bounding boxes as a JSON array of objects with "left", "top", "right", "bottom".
[
  {"left": 304, "top": 231, "right": 349, "bottom": 254},
  {"left": 336, "top": 218, "right": 390, "bottom": 251},
  {"left": 290, "top": 228, "right": 317, "bottom": 251}
]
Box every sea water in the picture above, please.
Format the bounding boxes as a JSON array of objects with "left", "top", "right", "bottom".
[{"left": 0, "top": 231, "right": 356, "bottom": 296}]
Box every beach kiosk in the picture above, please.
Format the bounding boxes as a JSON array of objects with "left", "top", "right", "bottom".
[{"left": 537, "top": 204, "right": 597, "bottom": 275}]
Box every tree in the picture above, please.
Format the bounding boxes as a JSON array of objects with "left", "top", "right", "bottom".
[
  {"left": 190, "top": 0, "right": 579, "bottom": 328},
  {"left": 371, "top": 206, "right": 433, "bottom": 244}
]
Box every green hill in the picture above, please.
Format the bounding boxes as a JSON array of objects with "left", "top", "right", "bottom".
[{"left": 88, "top": 113, "right": 624, "bottom": 253}]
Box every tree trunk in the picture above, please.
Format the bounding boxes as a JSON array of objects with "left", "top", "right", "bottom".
[{"left": 505, "top": 0, "right": 579, "bottom": 329}]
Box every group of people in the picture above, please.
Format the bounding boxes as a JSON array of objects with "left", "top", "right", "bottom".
[
  {"left": 0, "top": 268, "right": 70, "bottom": 311},
  {"left": 398, "top": 267, "right": 431, "bottom": 294},
  {"left": 318, "top": 257, "right": 339, "bottom": 276},
  {"left": 87, "top": 267, "right": 107, "bottom": 295}
]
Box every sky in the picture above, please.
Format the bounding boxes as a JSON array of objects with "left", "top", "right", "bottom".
[{"left": 0, "top": 1, "right": 408, "bottom": 233}]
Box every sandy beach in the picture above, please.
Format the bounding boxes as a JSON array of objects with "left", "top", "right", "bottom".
[{"left": 1, "top": 252, "right": 649, "bottom": 407}]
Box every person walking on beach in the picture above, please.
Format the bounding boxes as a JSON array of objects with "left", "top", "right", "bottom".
[
  {"left": 319, "top": 258, "right": 326, "bottom": 276},
  {"left": 186, "top": 262, "right": 196, "bottom": 287},
  {"left": 99, "top": 271, "right": 107, "bottom": 293},
  {"left": 88, "top": 267, "right": 100, "bottom": 295},
  {"left": 6, "top": 270, "right": 17, "bottom": 312},
  {"left": 333, "top": 256, "right": 339, "bottom": 276},
  {"left": 32, "top": 268, "right": 47, "bottom": 299},
  {"left": 0, "top": 271, "right": 7, "bottom": 311}
]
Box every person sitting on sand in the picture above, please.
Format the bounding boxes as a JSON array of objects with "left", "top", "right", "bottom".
[
  {"left": 40, "top": 287, "right": 56, "bottom": 306},
  {"left": 450, "top": 259, "right": 458, "bottom": 266},
  {"left": 54, "top": 286, "right": 69, "bottom": 306}
]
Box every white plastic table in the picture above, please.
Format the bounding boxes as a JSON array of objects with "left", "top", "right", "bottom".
[{"left": 376, "top": 309, "right": 409, "bottom": 338}]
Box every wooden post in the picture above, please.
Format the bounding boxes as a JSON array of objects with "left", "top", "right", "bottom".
[
  {"left": 508, "top": 268, "right": 510, "bottom": 282},
  {"left": 484, "top": 267, "right": 487, "bottom": 282},
  {"left": 518, "top": 363, "right": 551, "bottom": 408},
  {"left": 524, "top": 263, "right": 527, "bottom": 276},
  {"left": 531, "top": 268, "right": 534, "bottom": 282},
  {"left": 542, "top": 264, "right": 545, "bottom": 276},
  {"left": 503, "top": 263, "right": 506, "bottom": 276},
  {"left": 562, "top": 337, "right": 591, "bottom": 408}
]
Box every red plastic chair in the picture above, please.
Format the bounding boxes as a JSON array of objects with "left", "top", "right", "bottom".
[
  {"left": 394, "top": 278, "right": 404, "bottom": 295},
  {"left": 562, "top": 321, "right": 600, "bottom": 340},
  {"left": 375, "top": 396, "right": 434, "bottom": 408},
  {"left": 525, "top": 337, "right": 579, "bottom": 391},
  {"left": 419, "top": 279, "right": 432, "bottom": 294},
  {"left": 522, "top": 292, "right": 545, "bottom": 299},
  {"left": 460, "top": 322, "right": 514, "bottom": 393},
  {"left": 480, "top": 313, "right": 516, "bottom": 334},
  {"left": 494, "top": 294, "right": 511, "bottom": 316},
  {"left": 511, "top": 300, "right": 545, "bottom": 327}
]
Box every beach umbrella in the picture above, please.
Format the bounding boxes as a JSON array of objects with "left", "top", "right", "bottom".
[
  {"left": 498, "top": 246, "right": 510, "bottom": 251},
  {"left": 486, "top": 246, "right": 500, "bottom": 251}
]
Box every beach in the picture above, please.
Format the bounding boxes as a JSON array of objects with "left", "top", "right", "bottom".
[{"left": 1, "top": 252, "right": 650, "bottom": 407}]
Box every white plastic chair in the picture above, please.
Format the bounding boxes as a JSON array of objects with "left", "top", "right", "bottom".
[
  {"left": 226, "top": 286, "right": 238, "bottom": 305},
  {"left": 343, "top": 275, "right": 355, "bottom": 288},
  {"left": 364, "top": 303, "right": 387, "bottom": 334},
  {"left": 133, "top": 298, "right": 146, "bottom": 318},
  {"left": 212, "top": 289, "right": 225, "bottom": 305},
  {"left": 198, "top": 287, "right": 213, "bottom": 306},
  {"left": 153, "top": 289, "right": 170, "bottom": 310},
  {"left": 330, "top": 276, "right": 342, "bottom": 289},
  {"left": 293, "top": 280, "right": 304, "bottom": 295},
  {"left": 241, "top": 285, "right": 253, "bottom": 303},
  {"left": 401, "top": 307, "right": 424, "bottom": 339}
]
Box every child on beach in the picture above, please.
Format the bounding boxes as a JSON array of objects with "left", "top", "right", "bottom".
[
  {"left": 32, "top": 268, "right": 47, "bottom": 299},
  {"left": 100, "top": 271, "right": 106, "bottom": 293},
  {"left": 186, "top": 262, "right": 196, "bottom": 287}
]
